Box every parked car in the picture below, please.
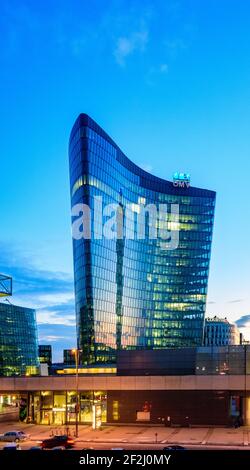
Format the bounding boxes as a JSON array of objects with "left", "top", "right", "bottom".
[
  {"left": 29, "top": 446, "right": 43, "bottom": 451},
  {"left": 163, "top": 445, "right": 187, "bottom": 451},
  {"left": 3, "top": 443, "right": 21, "bottom": 451},
  {"left": 41, "top": 435, "right": 74, "bottom": 449},
  {"left": 0, "top": 431, "right": 29, "bottom": 442}
]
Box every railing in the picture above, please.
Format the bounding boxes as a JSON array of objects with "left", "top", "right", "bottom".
[{"left": 50, "top": 426, "right": 74, "bottom": 437}]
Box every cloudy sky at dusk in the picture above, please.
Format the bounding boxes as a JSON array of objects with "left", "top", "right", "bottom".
[{"left": 1, "top": 0, "right": 250, "bottom": 360}]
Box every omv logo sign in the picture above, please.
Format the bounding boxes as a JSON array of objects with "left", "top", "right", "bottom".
[{"left": 173, "top": 172, "right": 190, "bottom": 188}]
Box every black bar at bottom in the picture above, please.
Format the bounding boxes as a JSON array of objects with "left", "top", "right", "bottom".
[{"left": 0, "top": 450, "right": 249, "bottom": 467}]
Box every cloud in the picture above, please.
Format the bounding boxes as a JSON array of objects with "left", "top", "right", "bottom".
[
  {"left": 36, "top": 292, "right": 74, "bottom": 307},
  {"left": 114, "top": 30, "right": 148, "bottom": 66},
  {"left": 235, "top": 314, "right": 250, "bottom": 328},
  {"left": 37, "top": 310, "right": 75, "bottom": 326},
  {"left": 38, "top": 323, "right": 75, "bottom": 337},
  {"left": 37, "top": 302, "right": 75, "bottom": 326},
  {"left": 0, "top": 242, "right": 76, "bottom": 361},
  {"left": 41, "top": 336, "right": 65, "bottom": 342},
  {"left": 38, "top": 324, "right": 76, "bottom": 362},
  {"left": 0, "top": 242, "right": 73, "bottom": 296}
]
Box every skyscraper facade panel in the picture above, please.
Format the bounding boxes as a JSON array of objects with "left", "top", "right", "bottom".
[{"left": 69, "top": 114, "right": 216, "bottom": 364}]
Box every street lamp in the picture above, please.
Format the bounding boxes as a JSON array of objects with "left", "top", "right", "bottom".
[{"left": 72, "top": 348, "right": 81, "bottom": 437}]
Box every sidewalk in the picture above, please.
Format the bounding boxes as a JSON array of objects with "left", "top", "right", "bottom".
[{"left": 1, "top": 422, "right": 250, "bottom": 447}]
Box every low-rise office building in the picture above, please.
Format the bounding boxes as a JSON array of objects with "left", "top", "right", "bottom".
[
  {"left": 0, "top": 374, "right": 249, "bottom": 426},
  {"left": 38, "top": 345, "right": 52, "bottom": 367},
  {"left": 204, "top": 316, "right": 241, "bottom": 346},
  {"left": 0, "top": 346, "right": 250, "bottom": 427},
  {"left": 64, "top": 349, "right": 77, "bottom": 366},
  {"left": 117, "top": 346, "right": 249, "bottom": 376}
]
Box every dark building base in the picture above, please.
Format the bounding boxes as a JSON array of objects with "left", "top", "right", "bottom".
[
  {"left": 2, "top": 386, "right": 243, "bottom": 427},
  {"left": 107, "top": 390, "right": 241, "bottom": 426}
]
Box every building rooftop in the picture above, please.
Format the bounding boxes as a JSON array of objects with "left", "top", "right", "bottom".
[{"left": 206, "top": 316, "right": 231, "bottom": 324}]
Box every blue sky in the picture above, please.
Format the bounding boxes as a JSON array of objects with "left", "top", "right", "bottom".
[{"left": 0, "top": 0, "right": 250, "bottom": 361}]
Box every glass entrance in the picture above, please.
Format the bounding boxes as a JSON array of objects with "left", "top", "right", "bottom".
[
  {"left": 53, "top": 392, "right": 66, "bottom": 425},
  {"left": 53, "top": 410, "right": 66, "bottom": 425},
  {"left": 80, "top": 392, "right": 93, "bottom": 423},
  {"left": 41, "top": 410, "right": 52, "bottom": 425}
]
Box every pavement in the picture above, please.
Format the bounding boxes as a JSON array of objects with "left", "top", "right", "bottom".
[{"left": 0, "top": 422, "right": 250, "bottom": 449}]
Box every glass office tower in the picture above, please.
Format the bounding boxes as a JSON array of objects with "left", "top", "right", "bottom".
[
  {"left": 69, "top": 114, "right": 216, "bottom": 364},
  {"left": 0, "top": 303, "right": 39, "bottom": 376}
]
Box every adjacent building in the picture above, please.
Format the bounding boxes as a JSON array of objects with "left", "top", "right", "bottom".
[
  {"left": 117, "top": 346, "right": 248, "bottom": 376},
  {"left": 0, "top": 303, "right": 39, "bottom": 376},
  {"left": 204, "top": 316, "right": 241, "bottom": 346},
  {"left": 63, "top": 349, "right": 76, "bottom": 366},
  {"left": 69, "top": 114, "right": 216, "bottom": 364},
  {"left": 38, "top": 345, "right": 52, "bottom": 367}
]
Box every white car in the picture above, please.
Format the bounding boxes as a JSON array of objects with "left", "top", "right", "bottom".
[
  {"left": 0, "top": 431, "right": 29, "bottom": 442},
  {"left": 3, "top": 443, "right": 21, "bottom": 451}
]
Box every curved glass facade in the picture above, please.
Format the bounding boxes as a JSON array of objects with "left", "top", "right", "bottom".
[
  {"left": 69, "top": 114, "right": 216, "bottom": 364},
  {"left": 0, "top": 303, "right": 39, "bottom": 376}
]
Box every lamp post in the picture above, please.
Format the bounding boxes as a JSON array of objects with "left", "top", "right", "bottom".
[
  {"left": 244, "top": 345, "right": 247, "bottom": 426},
  {"left": 72, "top": 349, "right": 80, "bottom": 438}
]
